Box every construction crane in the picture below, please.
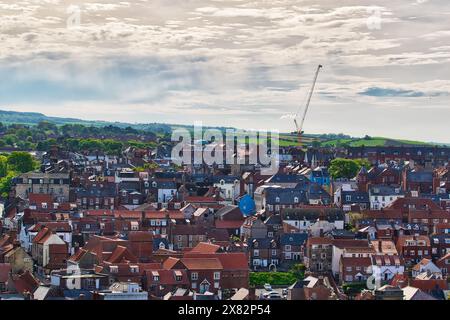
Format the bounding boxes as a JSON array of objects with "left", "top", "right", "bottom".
[{"left": 293, "top": 64, "right": 323, "bottom": 147}]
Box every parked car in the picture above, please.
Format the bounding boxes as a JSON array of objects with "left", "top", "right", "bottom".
[
  {"left": 264, "top": 292, "right": 282, "bottom": 300},
  {"left": 263, "top": 283, "right": 273, "bottom": 291}
]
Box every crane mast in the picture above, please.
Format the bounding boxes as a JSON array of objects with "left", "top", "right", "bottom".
[{"left": 294, "top": 64, "right": 322, "bottom": 147}]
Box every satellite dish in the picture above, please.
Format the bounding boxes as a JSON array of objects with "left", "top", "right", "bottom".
[{"left": 239, "top": 194, "right": 256, "bottom": 217}]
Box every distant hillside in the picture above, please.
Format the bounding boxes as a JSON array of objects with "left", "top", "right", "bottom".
[
  {"left": 0, "top": 109, "right": 447, "bottom": 147},
  {"left": 0, "top": 109, "right": 172, "bottom": 134},
  {"left": 319, "top": 136, "right": 436, "bottom": 148}
]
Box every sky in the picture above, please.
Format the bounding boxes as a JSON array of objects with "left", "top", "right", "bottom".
[{"left": 0, "top": 0, "right": 450, "bottom": 142}]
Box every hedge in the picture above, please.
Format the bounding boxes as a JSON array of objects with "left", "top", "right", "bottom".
[{"left": 249, "top": 272, "right": 297, "bottom": 286}]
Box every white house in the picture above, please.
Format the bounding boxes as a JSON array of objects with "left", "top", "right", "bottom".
[
  {"left": 332, "top": 242, "right": 373, "bottom": 277},
  {"left": 411, "top": 258, "right": 442, "bottom": 277},
  {"left": 213, "top": 176, "right": 240, "bottom": 203},
  {"left": 369, "top": 185, "right": 404, "bottom": 210},
  {"left": 155, "top": 181, "right": 177, "bottom": 203},
  {"left": 97, "top": 282, "right": 148, "bottom": 300},
  {"left": 370, "top": 254, "right": 405, "bottom": 282}
]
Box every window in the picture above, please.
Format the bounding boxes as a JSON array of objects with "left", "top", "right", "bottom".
[
  {"left": 275, "top": 197, "right": 280, "bottom": 203},
  {"left": 253, "top": 249, "right": 259, "bottom": 257},
  {"left": 191, "top": 272, "right": 198, "bottom": 281},
  {"left": 130, "top": 266, "right": 139, "bottom": 273},
  {"left": 213, "top": 272, "right": 220, "bottom": 280},
  {"left": 346, "top": 266, "right": 352, "bottom": 272},
  {"left": 271, "top": 249, "right": 277, "bottom": 256},
  {"left": 268, "top": 232, "right": 273, "bottom": 238},
  {"left": 285, "top": 245, "right": 291, "bottom": 251},
  {"left": 110, "top": 266, "right": 118, "bottom": 273},
  {"left": 346, "top": 195, "right": 351, "bottom": 202}
]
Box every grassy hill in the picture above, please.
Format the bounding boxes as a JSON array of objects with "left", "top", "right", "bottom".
[
  {"left": 0, "top": 109, "right": 445, "bottom": 147},
  {"left": 319, "top": 137, "right": 434, "bottom": 147}
]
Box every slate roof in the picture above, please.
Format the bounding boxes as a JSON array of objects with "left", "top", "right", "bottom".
[
  {"left": 407, "top": 170, "right": 433, "bottom": 183},
  {"left": 265, "top": 174, "right": 308, "bottom": 184},
  {"left": 341, "top": 191, "right": 370, "bottom": 204},
  {"left": 212, "top": 176, "right": 239, "bottom": 184},
  {"left": 282, "top": 208, "right": 344, "bottom": 222},
  {"left": 265, "top": 188, "right": 308, "bottom": 205},
  {"left": 247, "top": 238, "right": 277, "bottom": 249},
  {"left": 280, "top": 233, "right": 308, "bottom": 246},
  {"left": 369, "top": 185, "right": 404, "bottom": 196}
]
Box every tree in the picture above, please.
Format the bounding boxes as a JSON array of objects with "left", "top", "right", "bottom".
[
  {"left": 0, "top": 171, "right": 16, "bottom": 198},
  {"left": 0, "top": 155, "right": 8, "bottom": 177},
  {"left": 289, "top": 263, "right": 306, "bottom": 280},
  {"left": 354, "top": 158, "right": 371, "bottom": 169},
  {"left": 7, "top": 151, "right": 35, "bottom": 173},
  {"left": 329, "top": 158, "right": 360, "bottom": 179}
]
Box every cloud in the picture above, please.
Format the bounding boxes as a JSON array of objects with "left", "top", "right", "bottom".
[{"left": 0, "top": 0, "right": 449, "bottom": 142}]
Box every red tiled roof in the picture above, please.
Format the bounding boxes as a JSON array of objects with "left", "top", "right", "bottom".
[
  {"left": 114, "top": 211, "right": 142, "bottom": 220},
  {"left": 68, "top": 248, "right": 88, "bottom": 263},
  {"left": 396, "top": 235, "right": 431, "bottom": 249},
  {"left": 106, "top": 246, "right": 138, "bottom": 264},
  {"left": 29, "top": 193, "right": 53, "bottom": 204},
  {"left": 307, "top": 237, "right": 333, "bottom": 246},
  {"left": 388, "top": 198, "right": 441, "bottom": 210},
  {"left": 32, "top": 227, "right": 52, "bottom": 244},
  {"left": 11, "top": 270, "right": 39, "bottom": 294},
  {"left": 163, "top": 257, "right": 180, "bottom": 270},
  {"left": 0, "top": 263, "right": 12, "bottom": 282},
  {"left": 332, "top": 239, "right": 370, "bottom": 249},
  {"left": 144, "top": 211, "right": 167, "bottom": 219},
  {"left": 171, "top": 224, "right": 207, "bottom": 235},
  {"left": 128, "top": 231, "right": 153, "bottom": 242},
  {"left": 216, "top": 253, "right": 248, "bottom": 270},
  {"left": 181, "top": 258, "right": 223, "bottom": 270},
  {"left": 145, "top": 269, "right": 189, "bottom": 286},
  {"left": 409, "top": 209, "right": 450, "bottom": 220},
  {"left": 190, "top": 242, "right": 220, "bottom": 254},
  {"left": 341, "top": 256, "right": 372, "bottom": 267},
  {"left": 185, "top": 196, "right": 219, "bottom": 203},
  {"left": 85, "top": 210, "right": 115, "bottom": 217},
  {"left": 49, "top": 243, "right": 68, "bottom": 254},
  {"left": 30, "top": 222, "right": 72, "bottom": 233},
  {"left": 215, "top": 220, "right": 243, "bottom": 229},
  {"left": 168, "top": 211, "right": 185, "bottom": 220},
  {"left": 390, "top": 273, "right": 409, "bottom": 288}
]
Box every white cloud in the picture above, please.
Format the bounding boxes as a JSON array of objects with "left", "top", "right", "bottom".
[{"left": 0, "top": 0, "right": 449, "bottom": 142}]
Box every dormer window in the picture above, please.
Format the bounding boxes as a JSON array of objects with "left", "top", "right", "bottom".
[
  {"left": 130, "top": 266, "right": 139, "bottom": 273},
  {"left": 220, "top": 179, "right": 225, "bottom": 185},
  {"left": 275, "top": 197, "right": 280, "bottom": 203},
  {"left": 294, "top": 197, "right": 299, "bottom": 203}
]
